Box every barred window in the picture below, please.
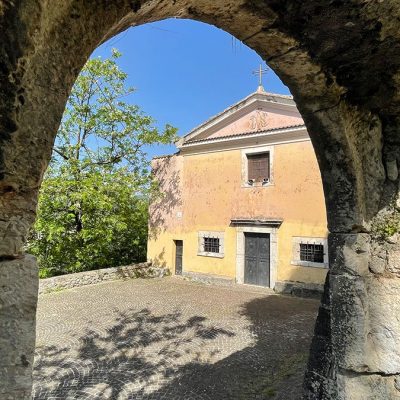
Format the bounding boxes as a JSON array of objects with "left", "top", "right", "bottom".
[
  {"left": 198, "top": 231, "right": 224, "bottom": 258},
  {"left": 203, "top": 237, "right": 220, "bottom": 253},
  {"left": 292, "top": 237, "right": 328, "bottom": 268},
  {"left": 299, "top": 243, "right": 324, "bottom": 263}
]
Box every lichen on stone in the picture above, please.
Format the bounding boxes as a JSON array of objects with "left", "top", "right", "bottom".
[{"left": 371, "top": 206, "right": 400, "bottom": 242}]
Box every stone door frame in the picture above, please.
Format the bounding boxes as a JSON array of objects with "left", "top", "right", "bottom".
[{"left": 236, "top": 226, "right": 278, "bottom": 289}]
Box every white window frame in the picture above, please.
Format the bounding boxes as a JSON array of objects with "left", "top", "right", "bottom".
[
  {"left": 198, "top": 231, "right": 224, "bottom": 258},
  {"left": 291, "top": 236, "right": 328, "bottom": 268},
  {"left": 241, "top": 145, "right": 274, "bottom": 188}
]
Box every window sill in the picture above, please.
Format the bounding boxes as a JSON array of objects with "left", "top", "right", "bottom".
[
  {"left": 291, "top": 260, "right": 328, "bottom": 269},
  {"left": 242, "top": 182, "right": 273, "bottom": 188},
  {"left": 198, "top": 252, "right": 224, "bottom": 259}
]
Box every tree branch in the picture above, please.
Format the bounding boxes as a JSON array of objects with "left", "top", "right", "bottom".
[{"left": 53, "top": 147, "right": 69, "bottom": 160}]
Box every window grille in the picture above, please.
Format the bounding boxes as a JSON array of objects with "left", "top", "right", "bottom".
[
  {"left": 300, "top": 243, "right": 324, "bottom": 263},
  {"left": 247, "top": 152, "right": 270, "bottom": 182},
  {"left": 203, "top": 237, "right": 220, "bottom": 253}
]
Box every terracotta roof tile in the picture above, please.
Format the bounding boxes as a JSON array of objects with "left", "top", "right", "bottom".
[{"left": 183, "top": 124, "right": 306, "bottom": 145}]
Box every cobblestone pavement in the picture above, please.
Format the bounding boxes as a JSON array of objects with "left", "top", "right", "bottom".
[{"left": 33, "top": 277, "right": 319, "bottom": 400}]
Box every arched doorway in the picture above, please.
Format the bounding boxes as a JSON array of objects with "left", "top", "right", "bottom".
[{"left": 1, "top": 2, "right": 399, "bottom": 399}]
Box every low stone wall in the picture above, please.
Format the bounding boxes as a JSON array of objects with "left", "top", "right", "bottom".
[
  {"left": 182, "top": 271, "right": 236, "bottom": 286},
  {"left": 274, "top": 280, "right": 324, "bottom": 299},
  {"left": 181, "top": 272, "right": 323, "bottom": 299},
  {"left": 39, "top": 262, "right": 169, "bottom": 295}
]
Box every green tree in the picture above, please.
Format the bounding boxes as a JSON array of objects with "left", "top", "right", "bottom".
[{"left": 28, "top": 50, "right": 176, "bottom": 277}]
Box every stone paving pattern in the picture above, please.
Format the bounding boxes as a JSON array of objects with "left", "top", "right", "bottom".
[{"left": 33, "top": 277, "right": 319, "bottom": 399}]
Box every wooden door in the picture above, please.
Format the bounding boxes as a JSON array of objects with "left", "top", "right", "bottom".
[
  {"left": 244, "top": 233, "right": 270, "bottom": 287},
  {"left": 175, "top": 240, "right": 183, "bottom": 275}
]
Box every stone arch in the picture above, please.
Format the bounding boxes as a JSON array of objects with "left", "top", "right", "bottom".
[{"left": 1, "top": 1, "right": 399, "bottom": 399}]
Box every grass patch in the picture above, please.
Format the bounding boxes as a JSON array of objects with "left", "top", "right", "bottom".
[
  {"left": 263, "top": 352, "right": 308, "bottom": 398},
  {"left": 234, "top": 352, "right": 308, "bottom": 400},
  {"left": 41, "top": 286, "right": 66, "bottom": 295}
]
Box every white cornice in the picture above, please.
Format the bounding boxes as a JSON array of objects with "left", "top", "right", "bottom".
[{"left": 180, "top": 126, "right": 309, "bottom": 156}]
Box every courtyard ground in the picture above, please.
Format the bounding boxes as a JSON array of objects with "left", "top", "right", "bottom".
[{"left": 33, "top": 277, "right": 319, "bottom": 400}]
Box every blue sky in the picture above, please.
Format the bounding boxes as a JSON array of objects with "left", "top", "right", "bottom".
[{"left": 92, "top": 18, "right": 290, "bottom": 158}]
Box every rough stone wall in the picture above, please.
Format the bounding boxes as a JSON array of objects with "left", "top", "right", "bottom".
[
  {"left": 1, "top": 1, "right": 400, "bottom": 399},
  {"left": 304, "top": 233, "right": 400, "bottom": 399},
  {"left": 38, "top": 263, "right": 169, "bottom": 295},
  {"left": 0, "top": 256, "right": 38, "bottom": 399}
]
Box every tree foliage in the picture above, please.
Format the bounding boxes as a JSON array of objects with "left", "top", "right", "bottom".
[{"left": 28, "top": 50, "right": 177, "bottom": 277}]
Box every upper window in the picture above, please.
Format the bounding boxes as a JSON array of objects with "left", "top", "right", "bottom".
[
  {"left": 247, "top": 152, "right": 270, "bottom": 184},
  {"left": 241, "top": 147, "right": 273, "bottom": 188},
  {"left": 198, "top": 231, "right": 224, "bottom": 258}
]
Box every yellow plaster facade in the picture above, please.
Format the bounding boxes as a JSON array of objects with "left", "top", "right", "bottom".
[{"left": 148, "top": 88, "right": 328, "bottom": 289}]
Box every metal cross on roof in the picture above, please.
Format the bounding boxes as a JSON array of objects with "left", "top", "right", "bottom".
[{"left": 252, "top": 64, "right": 269, "bottom": 87}]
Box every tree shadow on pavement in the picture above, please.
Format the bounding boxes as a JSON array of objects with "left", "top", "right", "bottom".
[
  {"left": 33, "top": 307, "right": 234, "bottom": 399},
  {"left": 143, "top": 295, "right": 318, "bottom": 400},
  {"left": 33, "top": 295, "right": 318, "bottom": 400}
]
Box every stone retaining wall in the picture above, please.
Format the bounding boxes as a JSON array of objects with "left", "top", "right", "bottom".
[
  {"left": 39, "top": 262, "right": 169, "bottom": 295},
  {"left": 274, "top": 281, "right": 324, "bottom": 299},
  {"left": 182, "top": 271, "right": 236, "bottom": 286},
  {"left": 181, "top": 271, "right": 323, "bottom": 299}
]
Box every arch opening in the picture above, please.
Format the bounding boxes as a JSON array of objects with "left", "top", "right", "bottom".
[
  {"left": 30, "top": 18, "right": 328, "bottom": 399},
  {"left": 1, "top": 2, "right": 400, "bottom": 399}
]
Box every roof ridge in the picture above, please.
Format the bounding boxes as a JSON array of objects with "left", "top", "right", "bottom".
[{"left": 152, "top": 153, "right": 178, "bottom": 160}]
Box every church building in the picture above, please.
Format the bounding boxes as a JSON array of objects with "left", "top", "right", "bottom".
[{"left": 147, "top": 83, "right": 328, "bottom": 294}]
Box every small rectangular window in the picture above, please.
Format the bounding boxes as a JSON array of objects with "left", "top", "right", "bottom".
[
  {"left": 198, "top": 231, "right": 224, "bottom": 258},
  {"left": 300, "top": 243, "right": 324, "bottom": 263},
  {"left": 247, "top": 153, "right": 270, "bottom": 182},
  {"left": 292, "top": 237, "right": 327, "bottom": 268},
  {"left": 203, "top": 237, "right": 220, "bottom": 253}
]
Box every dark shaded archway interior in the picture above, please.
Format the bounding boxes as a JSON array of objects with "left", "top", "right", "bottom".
[{"left": 1, "top": 1, "right": 400, "bottom": 399}]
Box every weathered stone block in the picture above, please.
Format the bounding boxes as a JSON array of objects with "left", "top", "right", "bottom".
[
  {"left": 369, "top": 254, "right": 386, "bottom": 274},
  {"left": 329, "top": 234, "right": 400, "bottom": 375},
  {"left": 330, "top": 271, "right": 368, "bottom": 372},
  {"left": 0, "top": 193, "right": 38, "bottom": 257},
  {"left": 388, "top": 248, "right": 400, "bottom": 276},
  {"left": 386, "top": 160, "right": 399, "bottom": 182},
  {"left": 337, "top": 371, "right": 400, "bottom": 400},
  {"left": 329, "top": 233, "right": 371, "bottom": 277},
  {"left": 0, "top": 255, "right": 38, "bottom": 399},
  {"left": 365, "top": 275, "right": 400, "bottom": 374}
]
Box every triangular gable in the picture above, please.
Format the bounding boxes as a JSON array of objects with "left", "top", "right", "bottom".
[{"left": 177, "top": 89, "right": 303, "bottom": 147}]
